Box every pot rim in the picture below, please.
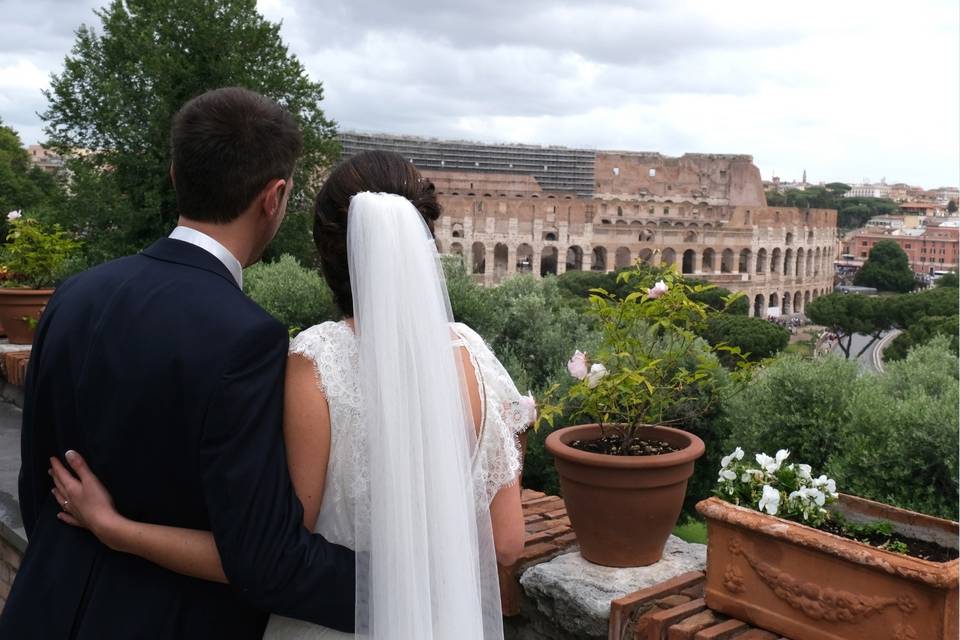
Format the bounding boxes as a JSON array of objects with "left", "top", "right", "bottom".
[
  {"left": 697, "top": 496, "right": 959, "bottom": 586},
  {"left": 0, "top": 287, "right": 55, "bottom": 295},
  {"left": 545, "top": 423, "right": 705, "bottom": 469}
]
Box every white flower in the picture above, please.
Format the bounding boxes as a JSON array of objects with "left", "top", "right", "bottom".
[
  {"left": 567, "top": 350, "right": 588, "bottom": 380},
  {"left": 718, "top": 469, "right": 737, "bottom": 482},
  {"left": 721, "top": 447, "right": 745, "bottom": 469},
  {"left": 813, "top": 474, "right": 838, "bottom": 497},
  {"left": 755, "top": 449, "right": 790, "bottom": 474},
  {"left": 789, "top": 486, "right": 826, "bottom": 507},
  {"left": 586, "top": 363, "right": 608, "bottom": 389},
  {"left": 796, "top": 463, "right": 812, "bottom": 481},
  {"left": 758, "top": 485, "right": 781, "bottom": 515},
  {"left": 647, "top": 279, "right": 669, "bottom": 300},
  {"left": 6, "top": 210, "right": 21, "bottom": 221},
  {"left": 741, "top": 469, "right": 763, "bottom": 483}
]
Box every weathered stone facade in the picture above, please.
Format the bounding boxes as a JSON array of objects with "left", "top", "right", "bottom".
[{"left": 340, "top": 135, "right": 837, "bottom": 318}]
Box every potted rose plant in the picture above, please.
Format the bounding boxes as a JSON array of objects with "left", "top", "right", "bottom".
[
  {"left": 535, "top": 265, "right": 752, "bottom": 567},
  {"left": 698, "top": 448, "right": 958, "bottom": 640},
  {"left": 0, "top": 210, "right": 81, "bottom": 344}
]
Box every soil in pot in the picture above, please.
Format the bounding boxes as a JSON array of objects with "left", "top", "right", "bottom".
[
  {"left": 568, "top": 435, "right": 678, "bottom": 456},
  {"left": 820, "top": 517, "right": 959, "bottom": 562}
]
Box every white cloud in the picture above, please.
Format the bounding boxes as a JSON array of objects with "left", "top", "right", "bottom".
[{"left": 0, "top": 0, "right": 956, "bottom": 188}]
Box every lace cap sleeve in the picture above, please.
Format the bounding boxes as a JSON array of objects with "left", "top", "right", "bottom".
[
  {"left": 452, "top": 323, "right": 535, "bottom": 503},
  {"left": 289, "top": 322, "right": 341, "bottom": 397}
]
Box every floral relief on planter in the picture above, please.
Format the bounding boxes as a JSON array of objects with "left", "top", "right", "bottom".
[{"left": 697, "top": 495, "right": 958, "bottom": 640}]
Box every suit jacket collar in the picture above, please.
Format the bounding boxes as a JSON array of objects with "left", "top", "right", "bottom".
[{"left": 141, "top": 237, "right": 241, "bottom": 289}]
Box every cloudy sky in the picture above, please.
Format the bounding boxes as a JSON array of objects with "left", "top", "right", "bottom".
[{"left": 1, "top": 0, "right": 957, "bottom": 188}]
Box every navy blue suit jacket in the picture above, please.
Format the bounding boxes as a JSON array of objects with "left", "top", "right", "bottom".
[{"left": 0, "top": 238, "right": 355, "bottom": 639}]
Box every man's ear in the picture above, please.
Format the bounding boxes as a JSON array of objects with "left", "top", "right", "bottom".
[{"left": 261, "top": 178, "right": 287, "bottom": 218}]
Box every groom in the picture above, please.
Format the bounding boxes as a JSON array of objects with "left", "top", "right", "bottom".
[{"left": 0, "top": 88, "right": 355, "bottom": 639}]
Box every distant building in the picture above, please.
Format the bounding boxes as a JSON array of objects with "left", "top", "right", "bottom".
[
  {"left": 899, "top": 202, "right": 943, "bottom": 217},
  {"left": 844, "top": 182, "right": 892, "bottom": 199},
  {"left": 26, "top": 145, "right": 65, "bottom": 174},
  {"left": 339, "top": 132, "right": 838, "bottom": 319},
  {"left": 840, "top": 225, "right": 959, "bottom": 275}
]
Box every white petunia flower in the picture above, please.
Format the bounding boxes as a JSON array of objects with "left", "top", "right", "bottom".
[
  {"left": 718, "top": 469, "right": 737, "bottom": 482},
  {"left": 586, "top": 363, "right": 608, "bottom": 389},
  {"left": 813, "top": 475, "right": 838, "bottom": 497},
  {"left": 721, "top": 447, "right": 744, "bottom": 469},
  {"left": 758, "top": 485, "right": 781, "bottom": 515},
  {"left": 796, "top": 463, "right": 812, "bottom": 481},
  {"left": 755, "top": 449, "right": 790, "bottom": 474}
]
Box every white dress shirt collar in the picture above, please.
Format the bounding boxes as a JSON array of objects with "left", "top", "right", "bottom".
[{"left": 169, "top": 226, "right": 243, "bottom": 289}]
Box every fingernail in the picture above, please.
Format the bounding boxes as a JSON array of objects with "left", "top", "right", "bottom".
[{"left": 65, "top": 450, "right": 77, "bottom": 460}]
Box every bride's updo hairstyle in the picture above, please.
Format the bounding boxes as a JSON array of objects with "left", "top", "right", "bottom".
[{"left": 313, "top": 150, "right": 441, "bottom": 318}]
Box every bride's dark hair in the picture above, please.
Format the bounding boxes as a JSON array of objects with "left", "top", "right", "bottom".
[{"left": 313, "top": 150, "right": 441, "bottom": 317}]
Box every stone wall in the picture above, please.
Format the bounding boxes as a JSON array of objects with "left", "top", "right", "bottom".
[{"left": 0, "top": 523, "right": 24, "bottom": 616}]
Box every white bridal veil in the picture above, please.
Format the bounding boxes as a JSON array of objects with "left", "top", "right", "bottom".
[{"left": 347, "top": 192, "right": 503, "bottom": 639}]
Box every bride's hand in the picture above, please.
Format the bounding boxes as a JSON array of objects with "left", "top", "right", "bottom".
[{"left": 49, "top": 450, "right": 125, "bottom": 549}]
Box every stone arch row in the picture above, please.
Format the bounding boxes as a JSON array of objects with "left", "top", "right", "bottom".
[
  {"left": 440, "top": 240, "right": 834, "bottom": 280},
  {"left": 750, "top": 288, "right": 832, "bottom": 318}
]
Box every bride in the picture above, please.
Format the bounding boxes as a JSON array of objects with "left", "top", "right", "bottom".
[{"left": 48, "top": 150, "right": 531, "bottom": 639}]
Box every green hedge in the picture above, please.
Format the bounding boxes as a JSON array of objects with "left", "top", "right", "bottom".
[{"left": 244, "top": 254, "right": 339, "bottom": 332}]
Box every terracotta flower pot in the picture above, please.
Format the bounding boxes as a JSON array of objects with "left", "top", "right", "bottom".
[
  {"left": 696, "top": 495, "right": 959, "bottom": 640},
  {"left": 0, "top": 288, "right": 53, "bottom": 344},
  {"left": 545, "top": 423, "right": 705, "bottom": 567}
]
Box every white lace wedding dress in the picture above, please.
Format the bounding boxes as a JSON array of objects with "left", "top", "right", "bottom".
[{"left": 262, "top": 319, "right": 530, "bottom": 639}]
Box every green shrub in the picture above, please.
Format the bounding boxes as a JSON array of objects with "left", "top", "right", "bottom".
[
  {"left": 718, "top": 355, "right": 860, "bottom": 472},
  {"left": 244, "top": 254, "right": 339, "bottom": 332},
  {"left": 703, "top": 314, "right": 790, "bottom": 365},
  {"left": 885, "top": 315, "right": 959, "bottom": 362},
  {"left": 827, "top": 338, "right": 959, "bottom": 520}
]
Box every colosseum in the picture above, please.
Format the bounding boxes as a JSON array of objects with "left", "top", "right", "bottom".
[{"left": 340, "top": 133, "right": 838, "bottom": 318}]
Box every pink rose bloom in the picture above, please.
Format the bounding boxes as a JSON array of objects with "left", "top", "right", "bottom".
[
  {"left": 647, "top": 279, "right": 668, "bottom": 299},
  {"left": 567, "top": 350, "right": 588, "bottom": 380},
  {"left": 518, "top": 393, "right": 537, "bottom": 424}
]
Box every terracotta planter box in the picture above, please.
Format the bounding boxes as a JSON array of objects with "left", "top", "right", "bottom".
[
  {"left": 546, "top": 424, "right": 704, "bottom": 567},
  {"left": 0, "top": 288, "right": 53, "bottom": 344},
  {"left": 697, "top": 495, "right": 959, "bottom": 640}
]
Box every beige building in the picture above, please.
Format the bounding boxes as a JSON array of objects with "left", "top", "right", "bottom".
[{"left": 340, "top": 133, "right": 838, "bottom": 318}]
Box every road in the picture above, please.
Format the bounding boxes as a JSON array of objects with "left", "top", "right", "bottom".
[{"left": 832, "top": 330, "right": 901, "bottom": 372}]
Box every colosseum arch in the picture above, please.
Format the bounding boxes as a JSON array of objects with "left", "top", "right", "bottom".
[
  {"left": 721, "top": 249, "right": 735, "bottom": 273},
  {"left": 769, "top": 292, "right": 779, "bottom": 310},
  {"left": 471, "top": 242, "right": 486, "bottom": 274},
  {"left": 591, "top": 246, "right": 607, "bottom": 272},
  {"left": 450, "top": 241, "right": 464, "bottom": 257},
  {"left": 638, "top": 248, "right": 653, "bottom": 264},
  {"left": 754, "top": 294, "right": 765, "bottom": 318},
  {"left": 785, "top": 232, "right": 794, "bottom": 245},
  {"left": 771, "top": 248, "right": 781, "bottom": 273},
  {"left": 615, "top": 247, "right": 632, "bottom": 269},
  {"left": 784, "top": 248, "right": 793, "bottom": 275},
  {"left": 541, "top": 246, "right": 559, "bottom": 276},
  {"left": 516, "top": 243, "right": 533, "bottom": 273},
  {"left": 804, "top": 290, "right": 811, "bottom": 307},
  {"left": 662, "top": 248, "right": 677, "bottom": 267},
  {"left": 702, "top": 248, "right": 716, "bottom": 272},
  {"left": 565, "top": 246, "right": 583, "bottom": 271},
  {"left": 806, "top": 249, "right": 813, "bottom": 276},
  {"left": 814, "top": 247, "right": 821, "bottom": 275},
  {"left": 683, "top": 230, "right": 698, "bottom": 243},
  {"left": 794, "top": 291, "right": 802, "bottom": 313},
  {"left": 543, "top": 227, "right": 559, "bottom": 241},
  {"left": 795, "top": 248, "right": 804, "bottom": 276},
  {"left": 451, "top": 222, "right": 464, "bottom": 238},
  {"left": 638, "top": 229, "right": 655, "bottom": 242},
  {"left": 682, "top": 249, "right": 696, "bottom": 274},
  {"left": 782, "top": 291, "right": 792, "bottom": 315},
  {"left": 494, "top": 243, "right": 509, "bottom": 277},
  {"left": 756, "top": 248, "right": 767, "bottom": 274},
  {"left": 739, "top": 248, "right": 752, "bottom": 273}
]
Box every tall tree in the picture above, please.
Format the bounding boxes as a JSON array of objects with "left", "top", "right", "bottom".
[
  {"left": 854, "top": 240, "right": 916, "bottom": 293},
  {"left": 42, "top": 0, "right": 337, "bottom": 264},
  {"left": 807, "top": 293, "right": 892, "bottom": 359},
  {"left": 0, "top": 121, "right": 61, "bottom": 219}
]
